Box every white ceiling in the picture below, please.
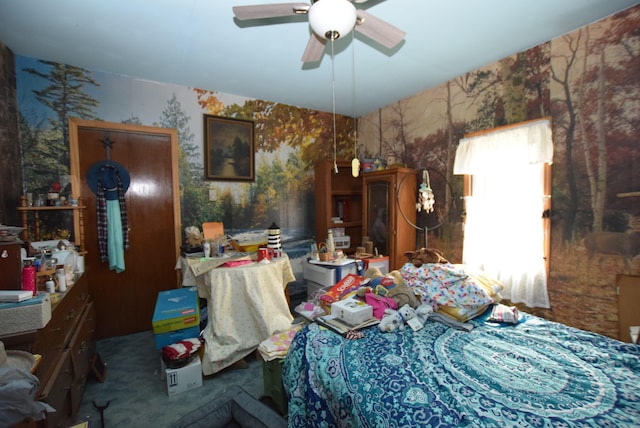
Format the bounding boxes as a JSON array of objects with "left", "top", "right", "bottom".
[{"left": 0, "top": 0, "right": 638, "bottom": 117}]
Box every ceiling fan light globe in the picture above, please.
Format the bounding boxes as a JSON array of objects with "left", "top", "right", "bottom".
[{"left": 308, "top": 0, "right": 357, "bottom": 41}]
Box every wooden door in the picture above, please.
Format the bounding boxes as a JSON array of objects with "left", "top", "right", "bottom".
[{"left": 69, "top": 119, "right": 181, "bottom": 340}]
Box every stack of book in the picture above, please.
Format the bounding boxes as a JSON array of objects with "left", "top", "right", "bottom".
[
  {"left": 315, "top": 314, "right": 379, "bottom": 336},
  {"left": 0, "top": 290, "right": 33, "bottom": 303}
]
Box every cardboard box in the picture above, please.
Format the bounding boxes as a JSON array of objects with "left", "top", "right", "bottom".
[
  {"left": 331, "top": 297, "right": 373, "bottom": 326},
  {"left": 152, "top": 287, "right": 200, "bottom": 334},
  {"left": 334, "top": 236, "right": 350, "bottom": 249},
  {"left": 154, "top": 325, "right": 200, "bottom": 350},
  {"left": 162, "top": 356, "right": 203, "bottom": 396},
  {"left": 363, "top": 256, "right": 389, "bottom": 275},
  {"left": 0, "top": 292, "right": 52, "bottom": 336},
  {"left": 303, "top": 260, "right": 358, "bottom": 287}
]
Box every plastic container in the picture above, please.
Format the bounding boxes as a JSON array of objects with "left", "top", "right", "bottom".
[
  {"left": 45, "top": 277, "right": 56, "bottom": 293},
  {"left": 22, "top": 262, "right": 37, "bottom": 296},
  {"left": 56, "top": 267, "right": 67, "bottom": 292}
]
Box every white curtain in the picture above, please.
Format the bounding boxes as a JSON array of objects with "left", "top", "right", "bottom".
[{"left": 453, "top": 119, "right": 552, "bottom": 308}]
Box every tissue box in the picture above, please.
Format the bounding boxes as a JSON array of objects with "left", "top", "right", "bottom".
[
  {"left": 331, "top": 298, "right": 373, "bottom": 326},
  {"left": 0, "top": 292, "right": 52, "bottom": 336},
  {"left": 154, "top": 325, "right": 200, "bottom": 350},
  {"left": 303, "top": 260, "right": 358, "bottom": 286},
  {"left": 152, "top": 287, "right": 200, "bottom": 334}
]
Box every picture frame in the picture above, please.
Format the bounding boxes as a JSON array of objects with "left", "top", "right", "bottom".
[{"left": 203, "top": 114, "right": 255, "bottom": 181}]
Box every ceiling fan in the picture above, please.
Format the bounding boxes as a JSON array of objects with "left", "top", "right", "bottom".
[{"left": 232, "top": 0, "right": 406, "bottom": 63}]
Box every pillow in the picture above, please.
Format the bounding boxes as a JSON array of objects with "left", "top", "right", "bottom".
[
  {"left": 486, "top": 303, "right": 520, "bottom": 324},
  {"left": 400, "top": 263, "right": 503, "bottom": 322},
  {"left": 438, "top": 305, "right": 490, "bottom": 323}
]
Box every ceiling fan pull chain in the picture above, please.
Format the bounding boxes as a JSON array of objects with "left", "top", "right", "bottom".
[
  {"left": 351, "top": 31, "right": 360, "bottom": 177},
  {"left": 331, "top": 39, "right": 338, "bottom": 174}
]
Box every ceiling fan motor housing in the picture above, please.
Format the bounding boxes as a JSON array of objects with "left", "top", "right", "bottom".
[{"left": 309, "top": 0, "right": 357, "bottom": 40}]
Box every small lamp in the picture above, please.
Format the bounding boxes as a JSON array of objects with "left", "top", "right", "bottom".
[
  {"left": 417, "top": 170, "right": 435, "bottom": 213},
  {"left": 308, "top": 0, "right": 357, "bottom": 40}
]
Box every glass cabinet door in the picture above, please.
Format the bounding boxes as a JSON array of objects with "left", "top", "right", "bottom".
[{"left": 366, "top": 180, "right": 390, "bottom": 257}]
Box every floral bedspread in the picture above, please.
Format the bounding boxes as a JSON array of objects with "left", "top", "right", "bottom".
[{"left": 283, "top": 311, "right": 640, "bottom": 427}]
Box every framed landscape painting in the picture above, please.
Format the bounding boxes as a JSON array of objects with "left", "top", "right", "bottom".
[{"left": 203, "top": 114, "right": 255, "bottom": 181}]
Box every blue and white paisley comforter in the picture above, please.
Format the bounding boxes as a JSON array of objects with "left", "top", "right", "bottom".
[{"left": 283, "top": 312, "right": 640, "bottom": 427}]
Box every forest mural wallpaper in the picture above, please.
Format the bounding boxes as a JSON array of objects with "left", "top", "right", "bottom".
[
  {"left": 15, "top": 57, "right": 356, "bottom": 246},
  {"left": 6, "top": 5, "right": 639, "bottom": 339},
  {"left": 359, "top": 6, "right": 639, "bottom": 338}
]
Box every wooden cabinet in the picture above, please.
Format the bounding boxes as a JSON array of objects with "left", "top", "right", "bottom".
[
  {"left": 4, "top": 275, "right": 95, "bottom": 428},
  {"left": 0, "top": 241, "right": 23, "bottom": 290},
  {"left": 314, "top": 160, "right": 362, "bottom": 253},
  {"left": 362, "top": 167, "right": 417, "bottom": 271},
  {"left": 617, "top": 274, "right": 640, "bottom": 343}
]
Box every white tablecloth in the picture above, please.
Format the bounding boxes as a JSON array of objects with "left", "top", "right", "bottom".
[{"left": 193, "top": 256, "right": 295, "bottom": 375}]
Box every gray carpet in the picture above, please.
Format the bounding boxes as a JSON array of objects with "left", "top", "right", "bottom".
[
  {"left": 74, "top": 330, "right": 267, "bottom": 427},
  {"left": 74, "top": 280, "right": 307, "bottom": 427}
]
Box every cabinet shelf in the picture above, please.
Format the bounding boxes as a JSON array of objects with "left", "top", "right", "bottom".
[
  {"left": 315, "top": 160, "right": 363, "bottom": 254},
  {"left": 18, "top": 205, "right": 86, "bottom": 211},
  {"left": 331, "top": 220, "right": 361, "bottom": 229},
  {"left": 18, "top": 195, "right": 87, "bottom": 252},
  {"left": 331, "top": 190, "right": 360, "bottom": 197}
]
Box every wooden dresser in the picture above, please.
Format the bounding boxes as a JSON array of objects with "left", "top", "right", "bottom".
[{"left": 4, "top": 274, "right": 95, "bottom": 428}]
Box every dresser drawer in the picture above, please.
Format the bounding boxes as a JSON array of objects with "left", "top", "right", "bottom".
[
  {"left": 39, "top": 349, "right": 73, "bottom": 428},
  {"left": 70, "top": 301, "right": 95, "bottom": 379},
  {"left": 32, "top": 277, "right": 89, "bottom": 386}
]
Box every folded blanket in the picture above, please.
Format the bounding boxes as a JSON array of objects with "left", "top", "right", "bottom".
[{"left": 258, "top": 325, "right": 303, "bottom": 361}]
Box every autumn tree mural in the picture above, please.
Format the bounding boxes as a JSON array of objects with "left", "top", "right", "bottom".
[{"left": 359, "top": 6, "right": 639, "bottom": 338}]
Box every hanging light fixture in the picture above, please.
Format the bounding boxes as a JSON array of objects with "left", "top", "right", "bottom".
[
  {"left": 417, "top": 170, "right": 435, "bottom": 213},
  {"left": 308, "top": 0, "right": 357, "bottom": 41}
]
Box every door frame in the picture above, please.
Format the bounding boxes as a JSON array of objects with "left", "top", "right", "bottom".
[{"left": 68, "top": 117, "right": 182, "bottom": 265}]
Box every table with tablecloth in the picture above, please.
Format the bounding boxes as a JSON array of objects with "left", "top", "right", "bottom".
[{"left": 187, "top": 255, "right": 295, "bottom": 375}]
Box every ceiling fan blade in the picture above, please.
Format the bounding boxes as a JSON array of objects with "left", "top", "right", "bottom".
[
  {"left": 232, "top": 3, "right": 310, "bottom": 20},
  {"left": 355, "top": 9, "right": 405, "bottom": 49},
  {"left": 301, "top": 32, "right": 326, "bottom": 62}
]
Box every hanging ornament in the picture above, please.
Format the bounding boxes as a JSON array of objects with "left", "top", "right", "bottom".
[{"left": 417, "top": 170, "right": 435, "bottom": 213}]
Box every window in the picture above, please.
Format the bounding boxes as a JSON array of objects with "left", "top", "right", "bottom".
[{"left": 454, "top": 119, "right": 553, "bottom": 308}]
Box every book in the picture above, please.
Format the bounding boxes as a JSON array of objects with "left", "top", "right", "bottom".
[
  {"left": 0, "top": 290, "right": 33, "bottom": 303},
  {"left": 308, "top": 258, "right": 357, "bottom": 267},
  {"left": 315, "top": 314, "right": 379, "bottom": 336}
]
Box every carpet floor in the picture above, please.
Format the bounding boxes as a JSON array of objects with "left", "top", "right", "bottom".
[
  {"left": 74, "top": 280, "right": 307, "bottom": 427},
  {"left": 74, "top": 329, "right": 270, "bottom": 427}
]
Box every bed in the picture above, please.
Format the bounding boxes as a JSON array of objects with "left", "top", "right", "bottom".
[{"left": 283, "top": 304, "right": 640, "bottom": 427}]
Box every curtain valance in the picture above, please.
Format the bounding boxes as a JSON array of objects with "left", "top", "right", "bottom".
[{"left": 453, "top": 119, "right": 553, "bottom": 175}]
